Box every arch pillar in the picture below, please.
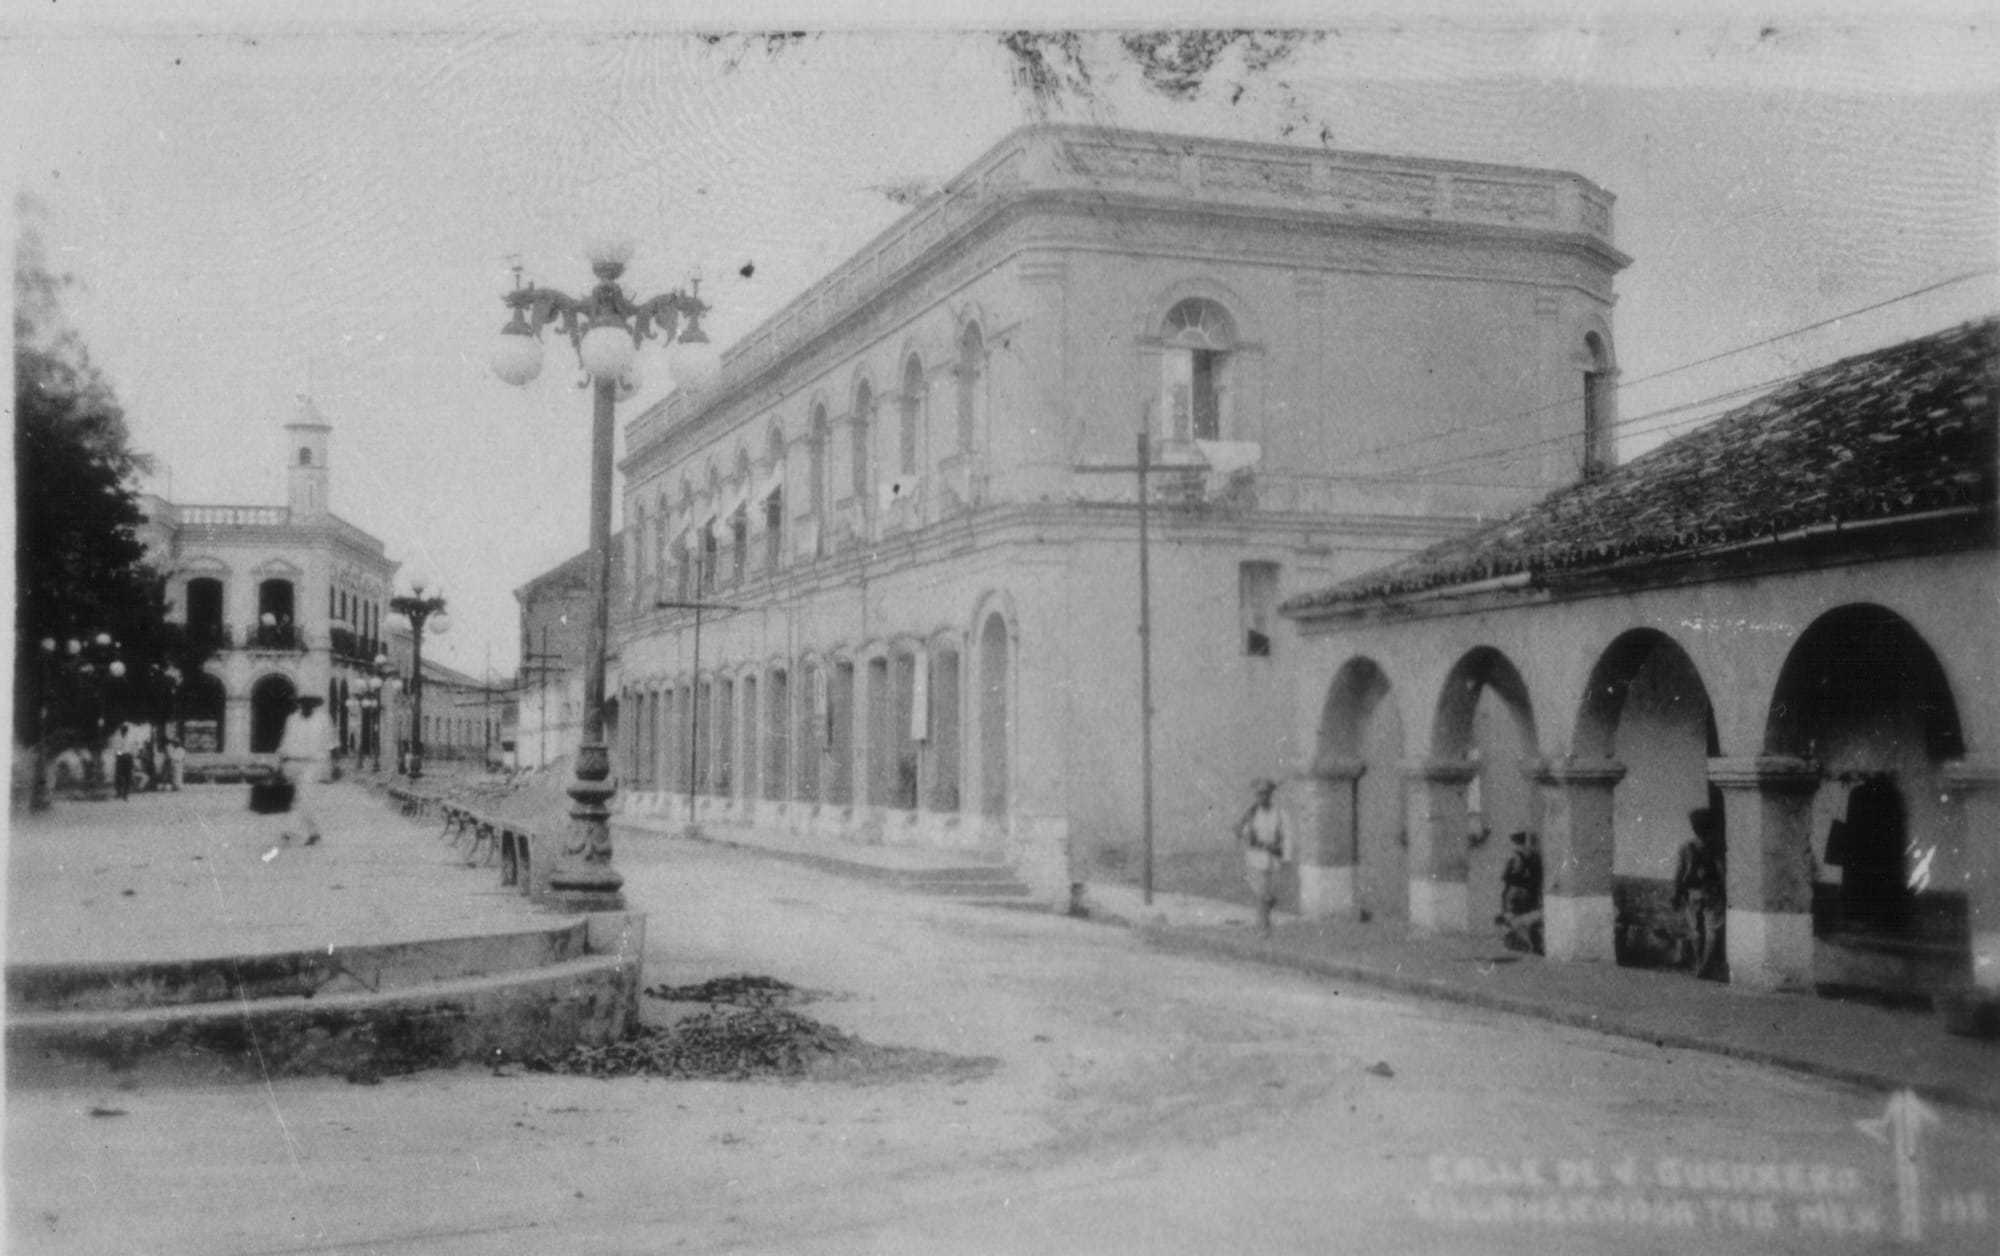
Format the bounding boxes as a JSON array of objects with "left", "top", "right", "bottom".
[
  {"left": 1404, "top": 757, "right": 1479, "bottom": 934},
  {"left": 1529, "top": 757, "right": 1625, "bottom": 963},
  {"left": 1942, "top": 759, "right": 2000, "bottom": 992},
  {"left": 1709, "top": 755, "right": 1821, "bottom": 992},
  {"left": 1296, "top": 757, "right": 1365, "bottom": 919}
]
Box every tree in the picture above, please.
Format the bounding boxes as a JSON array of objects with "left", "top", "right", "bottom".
[{"left": 14, "top": 192, "right": 205, "bottom": 751}]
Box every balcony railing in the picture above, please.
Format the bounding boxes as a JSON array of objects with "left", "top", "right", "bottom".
[
  {"left": 329, "top": 627, "right": 384, "bottom": 665},
  {"left": 246, "top": 622, "right": 305, "bottom": 652},
  {"left": 187, "top": 621, "right": 234, "bottom": 650}
]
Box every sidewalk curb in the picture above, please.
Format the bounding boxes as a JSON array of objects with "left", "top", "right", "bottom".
[{"left": 1137, "top": 924, "right": 2000, "bottom": 1118}]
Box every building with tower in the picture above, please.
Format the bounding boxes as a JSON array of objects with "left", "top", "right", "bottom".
[{"left": 138, "top": 396, "right": 400, "bottom": 763}]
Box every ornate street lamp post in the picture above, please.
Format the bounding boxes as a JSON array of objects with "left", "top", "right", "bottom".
[
  {"left": 490, "top": 239, "right": 709, "bottom": 912},
  {"left": 389, "top": 578, "right": 448, "bottom": 781}
]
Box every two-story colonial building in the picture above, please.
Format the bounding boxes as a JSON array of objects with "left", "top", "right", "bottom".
[{"left": 610, "top": 124, "right": 1628, "bottom": 901}]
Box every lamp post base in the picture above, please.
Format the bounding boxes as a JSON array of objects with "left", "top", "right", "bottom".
[{"left": 548, "top": 742, "right": 626, "bottom": 912}]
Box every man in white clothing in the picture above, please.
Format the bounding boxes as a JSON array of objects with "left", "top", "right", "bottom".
[
  {"left": 1236, "top": 777, "right": 1294, "bottom": 936},
  {"left": 277, "top": 696, "right": 335, "bottom": 845}
]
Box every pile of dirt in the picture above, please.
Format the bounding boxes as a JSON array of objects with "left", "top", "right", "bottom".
[
  {"left": 526, "top": 973, "right": 1000, "bottom": 1084},
  {"left": 528, "top": 1007, "right": 858, "bottom": 1080},
  {"left": 644, "top": 974, "right": 803, "bottom": 1007}
]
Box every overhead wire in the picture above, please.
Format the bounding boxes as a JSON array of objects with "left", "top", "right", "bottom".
[{"left": 1343, "top": 267, "right": 1998, "bottom": 470}]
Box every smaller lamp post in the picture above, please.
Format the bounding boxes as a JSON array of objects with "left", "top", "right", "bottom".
[{"left": 389, "top": 579, "right": 448, "bottom": 781}]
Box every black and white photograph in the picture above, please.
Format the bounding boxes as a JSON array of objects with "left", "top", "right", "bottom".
[{"left": 7, "top": 3, "right": 1998, "bottom": 1252}]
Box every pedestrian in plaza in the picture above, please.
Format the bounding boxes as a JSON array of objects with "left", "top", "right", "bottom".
[
  {"left": 1236, "top": 777, "right": 1294, "bottom": 936},
  {"left": 1673, "top": 805, "right": 1727, "bottom": 980},
  {"left": 111, "top": 722, "right": 136, "bottom": 800},
  {"left": 276, "top": 696, "right": 335, "bottom": 845},
  {"left": 1497, "top": 829, "right": 1544, "bottom": 954},
  {"left": 164, "top": 737, "right": 186, "bottom": 791}
]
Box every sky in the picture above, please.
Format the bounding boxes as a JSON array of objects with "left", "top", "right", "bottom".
[{"left": 6, "top": 2, "right": 1996, "bottom": 677}]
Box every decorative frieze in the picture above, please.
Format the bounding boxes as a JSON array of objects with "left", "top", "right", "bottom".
[
  {"left": 1062, "top": 140, "right": 1179, "bottom": 183},
  {"left": 1324, "top": 168, "right": 1438, "bottom": 213},
  {"left": 1201, "top": 154, "right": 1310, "bottom": 195},
  {"left": 1449, "top": 177, "right": 1559, "bottom": 222}
]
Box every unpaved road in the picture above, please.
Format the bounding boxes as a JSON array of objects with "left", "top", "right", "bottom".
[{"left": 9, "top": 836, "right": 1997, "bottom": 1255}]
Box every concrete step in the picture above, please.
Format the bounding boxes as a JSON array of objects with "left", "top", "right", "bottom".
[
  {"left": 7, "top": 920, "right": 593, "bottom": 1014},
  {"left": 6, "top": 914, "right": 646, "bottom": 1084}
]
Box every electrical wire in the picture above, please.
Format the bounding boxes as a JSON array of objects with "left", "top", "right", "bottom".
[{"left": 1347, "top": 268, "right": 1997, "bottom": 466}]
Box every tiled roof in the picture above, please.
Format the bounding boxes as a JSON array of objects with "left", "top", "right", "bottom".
[{"left": 1284, "top": 317, "right": 1997, "bottom": 614}]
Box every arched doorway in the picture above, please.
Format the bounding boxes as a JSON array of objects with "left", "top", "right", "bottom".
[
  {"left": 1316, "top": 658, "right": 1407, "bottom": 921},
  {"left": 1432, "top": 648, "right": 1542, "bottom": 933},
  {"left": 181, "top": 672, "right": 228, "bottom": 754},
  {"left": 929, "top": 646, "right": 962, "bottom": 812},
  {"left": 1769, "top": 604, "right": 1969, "bottom": 999},
  {"left": 1576, "top": 630, "right": 1720, "bottom": 971},
  {"left": 249, "top": 674, "right": 297, "bottom": 754},
  {"left": 978, "top": 613, "right": 1009, "bottom": 818}
]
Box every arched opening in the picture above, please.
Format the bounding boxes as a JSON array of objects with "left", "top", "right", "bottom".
[
  {"left": 929, "top": 646, "right": 962, "bottom": 812},
  {"left": 1578, "top": 630, "right": 1721, "bottom": 971},
  {"left": 1317, "top": 658, "right": 1408, "bottom": 921},
  {"left": 809, "top": 404, "right": 830, "bottom": 554},
  {"left": 716, "top": 677, "right": 736, "bottom": 798},
  {"left": 850, "top": 381, "right": 874, "bottom": 529},
  {"left": 1769, "top": 604, "right": 1970, "bottom": 999},
  {"left": 186, "top": 577, "right": 225, "bottom": 645},
  {"left": 893, "top": 648, "right": 920, "bottom": 810},
  {"left": 899, "top": 354, "right": 923, "bottom": 477},
  {"left": 741, "top": 674, "right": 759, "bottom": 801},
  {"left": 249, "top": 674, "right": 297, "bottom": 754},
  {"left": 978, "top": 614, "right": 1010, "bottom": 818},
  {"left": 829, "top": 661, "right": 855, "bottom": 808},
  {"left": 765, "top": 668, "right": 789, "bottom": 802},
  {"left": 795, "top": 660, "right": 822, "bottom": 805},
  {"left": 956, "top": 323, "right": 983, "bottom": 453},
  {"left": 1434, "top": 648, "right": 1542, "bottom": 930},
  {"left": 1160, "top": 298, "right": 1236, "bottom": 442},
  {"left": 181, "top": 672, "right": 227, "bottom": 753},
  {"left": 866, "top": 656, "right": 893, "bottom": 806}
]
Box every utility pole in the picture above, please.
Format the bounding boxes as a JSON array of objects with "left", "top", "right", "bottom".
[
  {"left": 1071, "top": 410, "right": 1169, "bottom": 904},
  {"left": 656, "top": 598, "right": 743, "bottom": 833}
]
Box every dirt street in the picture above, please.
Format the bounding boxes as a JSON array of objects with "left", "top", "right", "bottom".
[{"left": 9, "top": 835, "right": 1998, "bottom": 1255}]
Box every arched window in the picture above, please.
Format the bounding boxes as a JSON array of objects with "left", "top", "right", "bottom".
[
  {"left": 899, "top": 355, "right": 923, "bottom": 476},
  {"left": 630, "top": 501, "right": 647, "bottom": 608},
  {"left": 186, "top": 578, "right": 225, "bottom": 641},
  {"left": 810, "top": 404, "right": 829, "bottom": 520},
  {"left": 851, "top": 380, "right": 874, "bottom": 511},
  {"left": 956, "top": 323, "right": 983, "bottom": 452},
  {"left": 1582, "top": 331, "right": 1614, "bottom": 478},
  {"left": 1160, "top": 298, "right": 1236, "bottom": 442},
  {"left": 299, "top": 447, "right": 313, "bottom": 466}
]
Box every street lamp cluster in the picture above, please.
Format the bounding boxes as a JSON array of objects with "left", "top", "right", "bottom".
[
  {"left": 490, "top": 238, "right": 709, "bottom": 912},
  {"left": 388, "top": 575, "right": 448, "bottom": 781},
  {"left": 33, "top": 632, "right": 126, "bottom": 809}
]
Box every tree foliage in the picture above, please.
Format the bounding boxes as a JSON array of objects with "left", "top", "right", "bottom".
[{"left": 15, "top": 192, "right": 204, "bottom": 746}]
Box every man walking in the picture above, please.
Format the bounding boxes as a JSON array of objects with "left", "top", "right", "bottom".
[
  {"left": 1236, "top": 778, "right": 1294, "bottom": 936},
  {"left": 277, "top": 696, "right": 335, "bottom": 845}
]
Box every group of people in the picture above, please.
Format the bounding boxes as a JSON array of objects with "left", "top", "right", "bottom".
[
  {"left": 1236, "top": 777, "right": 1729, "bottom": 979},
  {"left": 104, "top": 723, "right": 187, "bottom": 799}
]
